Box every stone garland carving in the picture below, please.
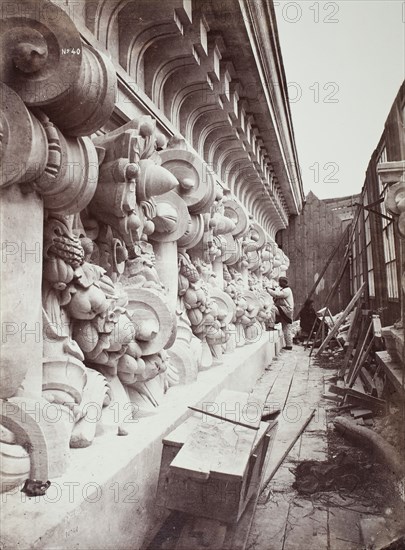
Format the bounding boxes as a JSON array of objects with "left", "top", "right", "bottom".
[
  {"left": 178, "top": 252, "right": 215, "bottom": 368},
  {"left": 77, "top": 120, "right": 182, "bottom": 416}
]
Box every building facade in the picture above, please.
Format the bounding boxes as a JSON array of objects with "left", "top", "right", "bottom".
[
  {"left": 348, "top": 82, "right": 404, "bottom": 328},
  {"left": 0, "top": 0, "right": 303, "bottom": 547}
]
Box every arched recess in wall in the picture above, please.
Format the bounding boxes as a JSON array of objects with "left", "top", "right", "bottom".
[
  {"left": 168, "top": 40, "right": 229, "bottom": 129},
  {"left": 156, "top": 59, "right": 198, "bottom": 109},
  {"left": 167, "top": 80, "right": 210, "bottom": 129},
  {"left": 209, "top": 135, "right": 240, "bottom": 173},
  {"left": 268, "top": 221, "right": 279, "bottom": 240},
  {"left": 86, "top": 0, "right": 130, "bottom": 46},
  {"left": 233, "top": 165, "right": 255, "bottom": 202},
  {"left": 178, "top": 88, "right": 217, "bottom": 138},
  {"left": 117, "top": 2, "right": 193, "bottom": 89},
  {"left": 255, "top": 200, "right": 273, "bottom": 234},
  {"left": 200, "top": 122, "right": 233, "bottom": 159},
  {"left": 191, "top": 107, "right": 227, "bottom": 157},
  {"left": 144, "top": 40, "right": 197, "bottom": 108},
  {"left": 244, "top": 182, "right": 260, "bottom": 215},
  {"left": 123, "top": 23, "right": 179, "bottom": 83},
  {"left": 227, "top": 159, "right": 252, "bottom": 195},
  {"left": 220, "top": 151, "right": 250, "bottom": 187}
]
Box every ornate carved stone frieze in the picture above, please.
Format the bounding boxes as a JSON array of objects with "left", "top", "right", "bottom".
[{"left": 0, "top": 0, "right": 295, "bottom": 501}]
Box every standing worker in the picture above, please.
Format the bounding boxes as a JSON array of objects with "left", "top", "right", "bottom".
[{"left": 268, "top": 277, "right": 294, "bottom": 350}]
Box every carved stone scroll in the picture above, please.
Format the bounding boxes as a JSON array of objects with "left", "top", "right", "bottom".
[
  {"left": 0, "top": 83, "right": 47, "bottom": 187},
  {"left": 160, "top": 148, "right": 216, "bottom": 214},
  {"left": 0, "top": 0, "right": 82, "bottom": 105},
  {"left": 0, "top": 1, "right": 117, "bottom": 137},
  {"left": 33, "top": 113, "right": 100, "bottom": 214},
  {"left": 125, "top": 287, "right": 175, "bottom": 356}
]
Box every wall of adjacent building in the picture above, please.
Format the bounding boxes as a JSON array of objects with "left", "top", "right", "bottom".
[
  {"left": 277, "top": 191, "right": 352, "bottom": 317},
  {"left": 347, "top": 82, "right": 405, "bottom": 327}
]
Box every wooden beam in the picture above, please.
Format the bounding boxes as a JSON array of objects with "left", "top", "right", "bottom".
[
  {"left": 343, "top": 388, "right": 386, "bottom": 414},
  {"left": 187, "top": 406, "right": 259, "bottom": 431},
  {"left": 315, "top": 282, "right": 366, "bottom": 356},
  {"left": 261, "top": 409, "right": 316, "bottom": 500}
]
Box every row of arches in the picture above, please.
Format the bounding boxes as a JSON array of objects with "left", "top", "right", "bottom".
[{"left": 81, "top": 0, "right": 291, "bottom": 236}]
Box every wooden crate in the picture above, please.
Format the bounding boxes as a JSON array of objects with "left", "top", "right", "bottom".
[{"left": 156, "top": 391, "right": 277, "bottom": 525}]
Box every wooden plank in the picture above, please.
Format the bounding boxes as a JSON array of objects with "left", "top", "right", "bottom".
[
  {"left": 261, "top": 409, "right": 317, "bottom": 498},
  {"left": 309, "top": 307, "right": 329, "bottom": 355},
  {"left": 222, "top": 424, "right": 278, "bottom": 550},
  {"left": 328, "top": 383, "right": 347, "bottom": 396},
  {"left": 213, "top": 389, "right": 262, "bottom": 429},
  {"left": 163, "top": 415, "right": 200, "bottom": 447},
  {"left": 170, "top": 389, "right": 262, "bottom": 479},
  {"left": 176, "top": 517, "right": 227, "bottom": 550},
  {"left": 346, "top": 322, "right": 373, "bottom": 386},
  {"left": 315, "top": 282, "right": 366, "bottom": 356},
  {"left": 322, "top": 393, "right": 341, "bottom": 402},
  {"left": 338, "top": 303, "right": 363, "bottom": 377},
  {"left": 350, "top": 409, "right": 373, "bottom": 419},
  {"left": 187, "top": 406, "right": 259, "bottom": 431},
  {"left": 348, "top": 335, "right": 374, "bottom": 388},
  {"left": 169, "top": 413, "right": 267, "bottom": 483},
  {"left": 359, "top": 368, "right": 378, "bottom": 397},
  {"left": 209, "top": 422, "right": 267, "bottom": 481},
  {"left": 343, "top": 388, "right": 386, "bottom": 414}
]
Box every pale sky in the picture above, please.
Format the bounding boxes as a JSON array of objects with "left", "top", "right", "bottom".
[{"left": 275, "top": 0, "right": 405, "bottom": 200}]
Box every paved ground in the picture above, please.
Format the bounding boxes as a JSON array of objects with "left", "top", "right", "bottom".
[{"left": 246, "top": 344, "right": 405, "bottom": 550}]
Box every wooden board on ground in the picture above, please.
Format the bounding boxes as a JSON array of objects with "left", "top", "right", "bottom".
[
  {"left": 346, "top": 321, "right": 373, "bottom": 386},
  {"left": 328, "top": 383, "right": 347, "bottom": 396},
  {"left": 343, "top": 388, "right": 386, "bottom": 414},
  {"left": 176, "top": 517, "right": 227, "bottom": 550},
  {"left": 350, "top": 409, "right": 373, "bottom": 419}
]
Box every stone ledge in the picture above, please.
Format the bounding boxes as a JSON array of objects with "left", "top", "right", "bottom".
[
  {"left": 381, "top": 325, "right": 404, "bottom": 364},
  {"left": 375, "top": 351, "right": 405, "bottom": 400},
  {"left": 1, "top": 330, "right": 281, "bottom": 550}
]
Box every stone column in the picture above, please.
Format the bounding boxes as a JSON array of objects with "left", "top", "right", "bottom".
[{"left": 1, "top": 185, "right": 43, "bottom": 397}]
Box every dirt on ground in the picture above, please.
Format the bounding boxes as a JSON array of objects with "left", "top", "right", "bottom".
[{"left": 292, "top": 351, "right": 405, "bottom": 545}]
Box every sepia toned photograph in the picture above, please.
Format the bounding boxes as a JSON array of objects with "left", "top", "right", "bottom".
[{"left": 0, "top": 0, "right": 404, "bottom": 548}]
